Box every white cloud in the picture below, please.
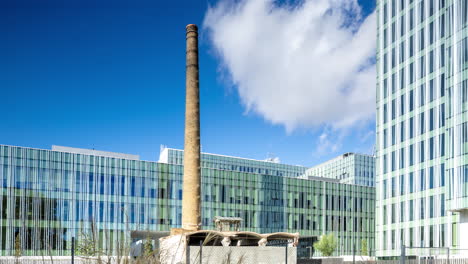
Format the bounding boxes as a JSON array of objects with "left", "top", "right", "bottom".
[
  {"left": 203, "top": 0, "right": 376, "bottom": 132},
  {"left": 313, "top": 127, "right": 346, "bottom": 157}
]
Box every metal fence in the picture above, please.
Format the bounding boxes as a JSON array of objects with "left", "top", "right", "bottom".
[
  {"left": 1, "top": 247, "right": 467, "bottom": 264},
  {"left": 297, "top": 259, "right": 468, "bottom": 264},
  {"left": 0, "top": 257, "right": 128, "bottom": 264},
  {"left": 0, "top": 257, "right": 95, "bottom": 264}
]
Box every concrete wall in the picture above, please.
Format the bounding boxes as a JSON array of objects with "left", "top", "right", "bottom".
[
  {"left": 297, "top": 258, "right": 343, "bottom": 264},
  {"left": 188, "top": 246, "right": 296, "bottom": 264}
]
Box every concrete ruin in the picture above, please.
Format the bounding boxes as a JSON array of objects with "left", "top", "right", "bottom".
[{"left": 160, "top": 231, "right": 299, "bottom": 263}]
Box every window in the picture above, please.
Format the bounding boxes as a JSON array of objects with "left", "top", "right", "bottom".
[
  {"left": 429, "top": 196, "right": 434, "bottom": 218},
  {"left": 400, "top": 41, "right": 405, "bottom": 63},
  {"left": 384, "top": 28, "right": 388, "bottom": 48},
  {"left": 400, "top": 14, "right": 405, "bottom": 37},
  {"left": 420, "top": 112, "right": 425, "bottom": 134},
  {"left": 384, "top": 53, "right": 388, "bottom": 74},
  {"left": 420, "top": 55, "right": 426, "bottom": 78},
  {"left": 419, "top": 1, "right": 425, "bottom": 23},
  {"left": 409, "top": 227, "right": 414, "bottom": 247},
  {"left": 440, "top": 73, "right": 445, "bottom": 96},
  {"left": 383, "top": 206, "right": 388, "bottom": 226},
  {"left": 100, "top": 174, "right": 105, "bottom": 195},
  {"left": 430, "top": 225, "right": 434, "bottom": 247},
  {"left": 383, "top": 230, "right": 388, "bottom": 250},
  {"left": 409, "top": 90, "right": 414, "bottom": 111},
  {"left": 121, "top": 176, "right": 125, "bottom": 196},
  {"left": 400, "top": 121, "right": 406, "bottom": 142},
  {"left": 400, "top": 68, "right": 405, "bottom": 89},
  {"left": 439, "top": 103, "right": 446, "bottom": 127},
  {"left": 429, "top": 166, "right": 434, "bottom": 188},
  {"left": 429, "top": 0, "right": 434, "bottom": 17},
  {"left": 440, "top": 133, "right": 445, "bottom": 157},
  {"left": 392, "top": 125, "right": 396, "bottom": 145},
  {"left": 420, "top": 140, "right": 425, "bottom": 162},
  {"left": 430, "top": 108, "right": 435, "bottom": 131},
  {"left": 131, "top": 177, "right": 136, "bottom": 196},
  {"left": 400, "top": 174, "right": 405, "bottom": 195},
  {"left": 440, "top": 14, "right": 445, "bottom": 38},
  {"left": 392, "top": 99, "right": 396, "bottom": 120},
  {"left": 384, "top": 154, "right": 388, "bottom": 173},
  {"left": 429, "top": 79, "right": 435, "bottom": 102},
  {"left": 410, "top": 62, "right": 415, "bottom": 83},
  {"left": 440, "top": 163, "right": 445, "bottom": 187},
  {"left": 440, "top": 224, "right": 445, "bottom": 247},
  {"left": 384, "top": 128, "right": 388, "bottom": 148},
  {"left": 453, "top": 223, "right": 458, "bottom": 246},
  {"left": 419, "top": 84, "right": 426, "bottom": 106},
  {"left": 420, "top": 198, "right": 425, "bottom": 219},
  {"left": 420, "top": 169, "right": 426, "bottom": 191},
  {"left": 409, "top": 144, "right": 414, "bottom": 165},
  {"left": 400, "top": 148, "right": 405, "bottom": 169},
  {"left": 384, "top": 3, "right": 388, "bottom": 24},
  {"left": 400, "top": 201, "right": 405, "bottom": 222},
  {"left": 400, "top": 94, "right": 405, "bottom": 116},
  {"left": 429, "top": 22, "right": 434, "bottom": 45},
  {"left": 429, "top": 50, "right": 434, "bottom": 73},
  {"left": 383, "top": 179, "right": 388, "bottom": 199},
  {"left": 110, "top": 175, "right": 115, "bottom": 195},
  {"left": 429, "top": 136, "right": 435, "bottom": 159},
  {"left": 409, "top": 172, "right": 415, "bottom": 193},
  {"left": 409, "top": 8, "right": 414, "bottom": 30},
  {"left": 409, "top": 117, "right": 414, "bottom": 138},
  {"left": 384, "top": 103, "right": 388, "bottom": 123},
  {"left": 440, "top": 193, "right": 445, "bottom": 216},
  {"left": 383, "top": 78, "right": 388, "bottom": 99},
  {"left": 410, "top": 35, "right": 414, "bottom": 57},
  {"left": 419, "top": 29, "right": 425, "bottom": 51}
]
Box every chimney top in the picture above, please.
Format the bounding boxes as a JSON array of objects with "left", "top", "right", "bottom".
[{"left": 186, "top": 24, "right": 198, "bottom": 31}]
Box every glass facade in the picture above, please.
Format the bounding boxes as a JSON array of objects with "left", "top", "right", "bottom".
[
  {"left": 159, "top": 147, "right": 308, "bottom": 178},
  {"left": 0, "top": 145, "right": 374, "bottom": 256},
  {"left": 304, "top": 153, "right": 375, "bottom": 187},
  {"left": 376, "top": 0, "right": 468, "bottom": 257}
]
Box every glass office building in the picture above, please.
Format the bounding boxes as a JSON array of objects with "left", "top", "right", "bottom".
[
  {"left": 303, "top": 153, "right": 376, "bottom": 187},
  {"left": 159, "top": 147, "right": 308, "bottom": 178},
  {"left": 376, "top": 0, "right": 468, "bottom": 257},
  {"left": 0, "top": 145, "right": 375, "bottom": 256}
]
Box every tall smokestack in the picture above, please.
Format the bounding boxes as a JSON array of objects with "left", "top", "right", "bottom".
[{"left": 182, "top": 24, "right": 201, "bottom": 231}]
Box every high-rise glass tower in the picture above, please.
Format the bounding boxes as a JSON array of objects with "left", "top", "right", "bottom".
[{"left": 376, "top": 0, "right": 468, "bottom": 257}]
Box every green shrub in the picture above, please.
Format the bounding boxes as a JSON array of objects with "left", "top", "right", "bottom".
[{"left": 313, "top": 233, "right": 337, "bottom": 257}]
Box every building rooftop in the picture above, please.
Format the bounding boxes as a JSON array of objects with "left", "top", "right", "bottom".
[{"left": 52, "top": 145, "right": 140, "bottom": 160}]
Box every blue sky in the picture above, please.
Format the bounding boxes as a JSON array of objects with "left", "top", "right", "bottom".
[{"left": 0, "top": 0, "right": 376, "bottom": 166}]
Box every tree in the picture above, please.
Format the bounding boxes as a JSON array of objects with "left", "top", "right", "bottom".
[
  {"left": 361, "top": 239, "right": 368, "bottom": 256},
  {"left": 14, "top": 233, "right": 22, "bottom": 264},
  {"left": 143, "top": 238, "right": 153, "bottom": 257},
  {"left": 313, "top": 233, "right": 337, "bottom": 257},
  {"left": 76, "top": 222, "right": 99, "bottom": 258},
  {"left": 76, "top": 230, "right": 98, "bottom": 257}
]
